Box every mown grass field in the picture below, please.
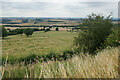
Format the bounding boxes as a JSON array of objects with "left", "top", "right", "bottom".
[{"left": 2, "top": 31, "right": 77, "bottom": 63}]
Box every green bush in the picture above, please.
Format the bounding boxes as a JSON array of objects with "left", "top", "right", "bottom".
[
  {"left": 55, "top": 27, "right": 59, "bottom": 31},
  {"left": 23, "top": 28, "right": 33, "bottom": 36},
  {"left": 44, "top": 28, "right": 50, "bottom": 32},
  {"left": 32, "top": 28, "right": 40, "bottom": 31},
  {"left": 15, "top": 29, "right": 23, "bottom": 35},
  {"left": 8, "top": 30, "right": 17, "bottom": 35},
  {"left": 74, "top": 13, "right": 113, "bottom": 54},
  {"left": 7, "top": 29, "right": 23, "bottom": 36},
  {"left": 2, "top": 27, "right": 8, "bottom": 39},
  {"left": 104, "top": 27, "right": 120, "bottom": 47},
  {"left": 62, "top": 49, "right": 74, "bottom": 60}
]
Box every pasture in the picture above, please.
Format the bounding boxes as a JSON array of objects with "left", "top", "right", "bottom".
[
  {"left": 2, "top": 31, "right": 77, "bottom": 63},
  {"left": 2, "top": 30, "right": 118, "bottom": 78},
  {"left": 1, "top": 14, "right": 119, "bottom": 78}
]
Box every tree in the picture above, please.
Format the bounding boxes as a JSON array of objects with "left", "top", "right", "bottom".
[
  {"left": 55, "top": 27, "right": 59, "bottom": 31},
  {"left": 23, "top": 28, "right": 33, "bottom": 36},
  {"left": 104, "top": 27, "right": 120, "bottom": 47},
  {"left": 15, "top": 29, "right": 23, "bottom": 35},
  {"left": 2, "top": 27, "right": 8, "bottom": 39},
  {"left": 74, "top": 13, "right": 113, "bottom": 54},
  {"left": 44, "top": 28, "right": 50, "bottom": 32}
]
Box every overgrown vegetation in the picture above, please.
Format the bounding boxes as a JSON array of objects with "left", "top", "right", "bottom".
[
  {"left": 104, "top": 27, "right": 120, "bottom": 47},
  {"left": 2, "top": 47, "right": 118, "bottom": 78},
  {"left": 74, "top": 13, "right": 118, "bottom": 54}
]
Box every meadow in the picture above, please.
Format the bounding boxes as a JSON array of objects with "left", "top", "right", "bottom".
[
  {"left": 1, "top": 14, "right": 119, "bottom": 79},
  {"left": 2, "top": 47, "right": 119, "bottom": 78},
  {"left": 2, "top": 31, "right": 77, "bottom": 64},
  {"left": 1, "top": 30, "right": 119, "bottom": 78}
]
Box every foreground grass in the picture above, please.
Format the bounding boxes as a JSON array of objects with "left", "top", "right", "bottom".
[{"left": 2, "top": 47, "right": 118, "bottom": 78}]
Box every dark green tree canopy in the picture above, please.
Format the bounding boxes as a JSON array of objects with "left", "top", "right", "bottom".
[
  {"left": 23, "top": 28, "right": 33, "bottom": 36},
  {"left": 56, "top": 27, "right": 59, "bottom": 31},
  {"left": 44, "top": 28, "right": 50, "bottom": 32},
  {"left": 15, "top": 29, "right": 23, "bottom": 35},
  {"left": 74, "top": 13, "right": 113, "bottom": 54},
  {"left": 2, "top": 27, "right": 8, "bottom": 39}
]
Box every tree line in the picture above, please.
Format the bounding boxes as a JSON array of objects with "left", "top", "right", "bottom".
[{"left": 1, "top": 27, "right": 59, "bottom": 38}]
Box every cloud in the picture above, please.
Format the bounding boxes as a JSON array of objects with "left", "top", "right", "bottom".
[
  {"left": 63, "top": 2, "right": 118, "bottom": 18},
  {"left": 1, "top": 2, "right": 118, "bottom": 18},
  {"left": 1, "top": 0, "right": 119, "bottom": 2}
]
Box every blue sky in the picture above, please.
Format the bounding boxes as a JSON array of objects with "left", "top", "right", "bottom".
[{"left": 0, "top": 0, "right": 119, "bottom": 18}]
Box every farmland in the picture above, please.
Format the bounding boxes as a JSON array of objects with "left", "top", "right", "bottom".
[
  {"left": 2, "top": 31, "right": 77, "bottom": 64},
  {"left": 0, "top": 1, "right": 119, "bottom": 79},
  {"left": 1, "top": 29, "right": 119, "bottom": 78},
  {"left": 1, "top": 18, "right": 80, "bottom": 26},
  {"left": 1, "top": 16, "right": 119, "bottom": 79}
]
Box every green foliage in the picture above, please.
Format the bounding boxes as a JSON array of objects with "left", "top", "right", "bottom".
[
  {"left": 104, "top": 27, "right": 120, "bottom": 47},
  {"left": 15, "top": 29, "right": 23, "bottom": 35},
  {"left": 74, "top": 13, "right": 113, "bottom": 54},
  {"left": 32, "top": 28, "right": 40, "bottom": 31},
  {"left": 2, "top": 27, "right": 8, "bottom": 39},
  {"left": 23, "top": 28, "right": 33, "bottom": 36},
  {"left": 62, "top": 49, "right": 74, "bottom": 60},
  {"left": 44, "top": 28, "right": 50, "bottom": 32},
  {"left": 7, "top": 29, "right": 23, "bottom": 36},
  {"left": 8, "top": 30, "right": 17, "bottom": 35},
  {"left": 55, "top": 27, "right": 59, "bottom": 31}
]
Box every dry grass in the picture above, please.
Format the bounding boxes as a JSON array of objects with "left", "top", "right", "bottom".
[{"left": 3, "top": 47, "right": 119, "bottom": 78}]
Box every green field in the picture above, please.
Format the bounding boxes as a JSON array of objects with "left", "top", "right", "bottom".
[
  {"left": 2, "top": 31, "right": 77, "bottom": 63},
  {"left": 1, "top": 29, "right": 119, "bottom": 78}
]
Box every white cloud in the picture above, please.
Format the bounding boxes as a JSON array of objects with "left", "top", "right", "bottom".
[
  {"left": 1, "top": 2, "right": 118, "bottom": 18},
  {"left": 1, "top": 0, "right": 119, "bottom": 2}
]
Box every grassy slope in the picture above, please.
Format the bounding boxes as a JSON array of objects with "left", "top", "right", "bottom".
[
  {"left": 3, "top": 47, "right": 118, "bottom": 78},
  {"left": 2, "top": 31, "right": 77, "bottom": 62}
]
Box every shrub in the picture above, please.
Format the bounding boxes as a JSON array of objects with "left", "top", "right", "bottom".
[
  {"left": 55, "top": 27, "right": 59, "bottom": 31},
  {"left": 7, "top": 29, "right": 23, "bottom": 36},
  {"left": 49, "top": 27, "right": 52, "bottom": 28},
  {"left": 7, "top": 28, "right": 10, "bottom": 31},
  {"left": 8, "top": 31, "right": 17, "bottom": 35},
  {"left": 62, "top": 49, "right": 74, "bottom": 60},
  {"left": 74, "top": 13, "right": 113, "bottom": 54},
  {"left": 44, "top": 28, "right": 50, "bottom": 32},
  {"left": 15, "top": 29, "right": 23, "bottom": 35},
  {"left": 40, "top": 28, "right": 45, "bottom": 31},
  {"left": 104, "top": 27, "right": 120, "bottom": 47},
  {"left": 23, "top": 28, "right": 33, "bottom": 36},
  {"left": 2, "top": 27, "right": 8, "bottom": 39},
  {"left": 32, "top": 28, "right": 40, "bottom": 31}
]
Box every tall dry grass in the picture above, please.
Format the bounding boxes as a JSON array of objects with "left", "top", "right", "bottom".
[{"left": 3, "top": 47, "right": 119, "bottom": 78}]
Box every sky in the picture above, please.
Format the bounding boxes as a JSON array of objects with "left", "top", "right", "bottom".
[{"left": 0, "top": 0, "right": 119, "bottom": 18}]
